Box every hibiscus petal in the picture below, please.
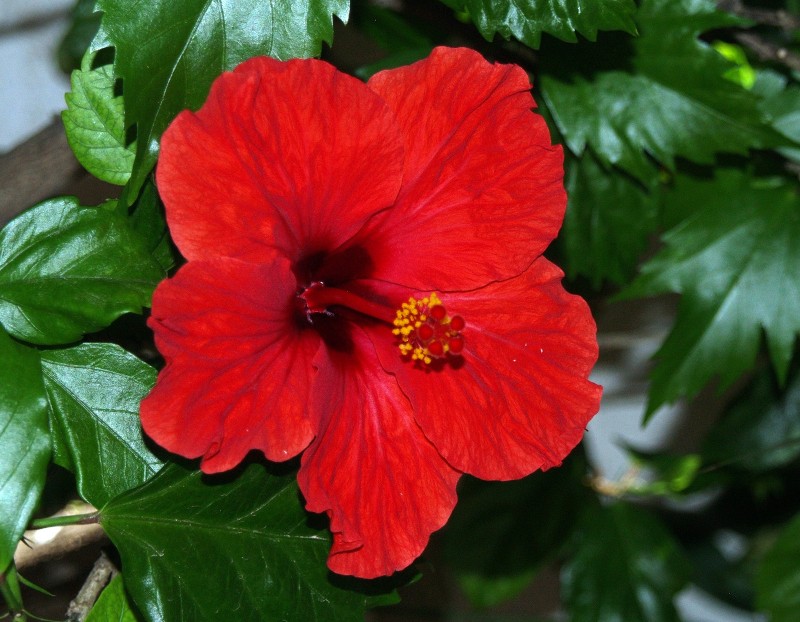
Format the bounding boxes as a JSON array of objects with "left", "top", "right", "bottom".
[
  {"left": 372, "top": 257, "right": 602, "bottom": 480},
  {"left": 298, "top": 327, "right": 460, "bottom": 578},
  {"left": 363, "top": 46, "right": 566, "bottom": 290},
  {"left": 157, "top": 56, "right": 404, "bottom": 263},
  {"left": 141, "top": 257, "right": 319, "bottom": 472}
]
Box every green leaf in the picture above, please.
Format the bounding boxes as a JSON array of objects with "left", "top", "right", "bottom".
[
  {"left": 86, "top": 575, "right": 140, "bottom": 622},
  {"left": 352, "top": 3, "right": 434, "bottom": 80},
  {"left": 624, "top": 169, "right": 800, "bottom": 414},
  {"left": 0, "top": 329, "right": 50, "bottom": 571},
  {"left": 562, "top": 502, "right": 690, "bottom": 622},
  {"left": 445, "top": 452, "right": 590, "bottom": 608},
  {"left": 540, "top": 0, "right": 782, "bottom": 182},
  {"left": 439, "top": 0, "right": 637, "bottom": 48},
  {"left": 57, "top": 0, "right": 102, "bottom": 73},
  {"left": 0, "top": 197, "right": 163, "bottom": 345},
  {"left": 96, "top": 0, "right": 350, "bottom": 203},
  {"left": 624, "top": 449, "right": 702, "bottom": 495},
  {"left": 756, "top": 72, "right": 800, "bottom": 163},
  {"left": 63, "top": 50, "right": 135, "bottom": 185},
  {"left": 703, "top": 365, "right": 800, "bottom": 473},
  {"left": 101, "top": 463, "right": 394, "bottom": 622},
  {"left": 561, "top": 149, "right": 660, "bottom": 287},
  {"left": 41, "top": 343, "right": 163, "bottom": 509},
  {"left": 129, "top": 182, "right": 175, "bottom": 272},
  {"left": 354, "top": 2, "right": 433, "bottom": 52},
  {"left": 756, "top": 511, "right": 800, "bottom": 622}
]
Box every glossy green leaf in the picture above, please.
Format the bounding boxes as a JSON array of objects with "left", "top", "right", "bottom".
[
  {"left": 625, "top": 170, "right": 800, "bottom": 414},
  {"left": 562, "top": 502, "right": 690, "bottom": 622},
  {"left": 86, "top": 575, "right": 140, "bottom": 622},
  {"left": 63, "top": 51, "right": 134, "bottom": 185},
  {"left": 562, "top": 149, "right": 660, "bottom": 287},
  {"left": 129, "top": 182, "right": 175, "bottom": 272},
  {"left": 756, "top": 511, "right": 800, "bottom": 621},
  {"left": 540, "top": 0, "right": 782, "bottom": 181},
  {"left": 703, "top": 366, "right": 800, "bottom": 473},
  {"left": 41, "top": 343, "right": 162, "bottom": 509},
  {"left": 439, "top": 0, "right": 637, "bottom": 48},
  {"left": 0, "top": 197, "right": 163, "bottom": 345},
  {"left": 96, "top": 0, "right": 350, "bottom": 203},
  {"left": 102, "top": 463, "right": 394, "bottom": 622},
  {"left": 0, "top": 329, "right": 50, "bottom": 570},
  {"left": 445, "top": 453, "right": 590, "bottom": 607}
]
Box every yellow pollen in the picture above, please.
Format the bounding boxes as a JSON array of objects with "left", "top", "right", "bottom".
[{"left": 392, "top": 292, "right": 465, "bottom": 366}]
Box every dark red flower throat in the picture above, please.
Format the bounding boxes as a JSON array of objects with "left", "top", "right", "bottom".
[{"left": 295, "top": 249, "right": 466, "bottom": 367}]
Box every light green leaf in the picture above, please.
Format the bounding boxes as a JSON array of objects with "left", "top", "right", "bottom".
[
  {"left": 102, "top": 463, "right": 396, "bottom": 622},
  {"left": 541, "top": 0, "right": 782, "bottom": 181},
  {"left": 0, "top": 329, "right": 50, "bottom": 570},
  {"left": 63, "top": 51, "right": 135, "bottom": 185},
  {"left": 96, "top": 0, "right": 350, "bottom": 203},
  {"left": 756, "top": 512, "right": 800, "bottom": 622},
  {"left": 625, "top": 170, "right": 800, "bottom": 414},
  {"left": 562, "top": 149, "right": 660, "bottom": 287},
  {"left": 440, "top": 0, "right": 637, "bottom": 48},
  {"left": 0, "top": 197, "right": 163, "bottom": 345},
  {"left": 85, "top": 575, "right": 139, "bottom": 622},
  {"left": 562, "top": 503, "right": 690, "bottom": 622},
  {"left": 42, "top": 343, "right": 162, "bottom": 509}
]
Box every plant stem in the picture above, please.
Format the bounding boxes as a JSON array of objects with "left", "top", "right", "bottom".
[
  {"left": 30, "top": 512, "right": 99, "bottom": 530},
  {"left": 0, "top": 563, "right": 25, "bottom": 620}
]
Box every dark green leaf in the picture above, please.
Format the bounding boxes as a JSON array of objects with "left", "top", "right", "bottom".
[
  {"left": 96, "top": 0, "right": 349, "bottom": 203},
  {"left": 58, "top": 0, "right": 102, "bottom": 73},
  {"left": 0, "top": 197, "right": 163, "bottom": 345},
  {"left": 352, "top": 3, "right": 434, "bottom": 80},
  {"left": 86, "top": 575, "right": 140, "bottom": 622},
  {"left": 540, "top": 0, "right": 782, "bottom": 181},
  {"left": 445, "top": 453, "right": 590, "bottom": 607},
  {"left": 41, "top": 343, "right": 162, "bottom": 509},
  {"left": 102, "top": 463, "right": 393, "bottom": 622},
  {"left": 756, "top": 511, "right": 800, "bottom": 621},
  {"left": 703, "top": 366, "right": 800, "bottom": 473},
  {"left": 756, "top": 71, "right": 800, "bottom": 163},
  {"left": 129, "top": 182, "right": 176, "bottom": 271},
  {"left": 63, "top": 51, "right": 135, "bottom": 185},
  {"left": 624, "top": 170, "right": 800, "bottom": 413},
  {"left": 0, "top": 329, "right": 50, "bottom": 570},
  {"left": 562, "top": 502, "right": 690, "bottom": 622},
  {"left": 354, "top": 2, "right": 433, "bottom": 52},
  {"left": 562, "top": 149, "right": 660, "bottom": 287},
  {"left": 439, "top": 0, "right": 637, "bottom": 48}
]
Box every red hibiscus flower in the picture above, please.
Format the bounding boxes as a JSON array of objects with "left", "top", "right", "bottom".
[{"left": 141, "top": 47, "right": 602, "bottom": 578}]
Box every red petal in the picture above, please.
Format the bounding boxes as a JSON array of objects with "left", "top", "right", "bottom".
[
  {"left": 298, "top": 327, "right": 460, "bottom": 578},
  {"left": 140, "top": 257, "right": 319, "bottom": 472},
  {"left": 157, "top": 56, "right": 404, "bottom": 263},
  {"left": 374, "top": 257, "right": 602, "bottom": 480},
  {"left": 363, "top": 47, "right": 566, "bottom": 290}
]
